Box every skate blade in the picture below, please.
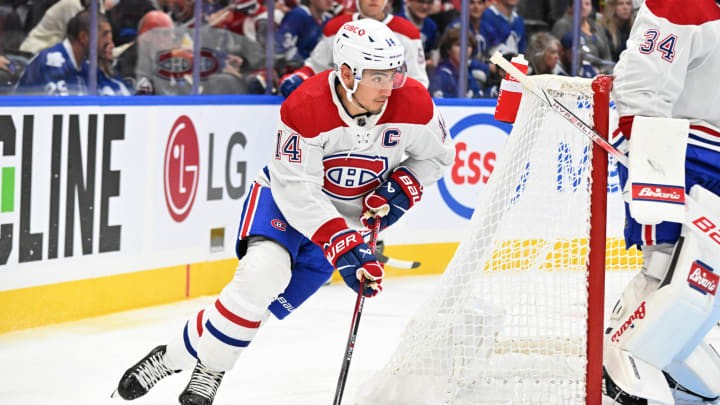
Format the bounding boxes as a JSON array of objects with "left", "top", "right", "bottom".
[{"left": 110, "top": 388, "right": 119, "bottom": 399}]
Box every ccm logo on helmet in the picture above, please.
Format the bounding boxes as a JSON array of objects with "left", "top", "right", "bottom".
[{"left": 343, "top": 24, "right": 366, "bottom": 36}]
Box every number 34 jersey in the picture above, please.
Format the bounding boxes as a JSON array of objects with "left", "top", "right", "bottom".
[
  {"left": 257, "top": 69, "right": 455, "bottom": 240},
  {"left": 612, "top": 0, "right": 720, "bottom": 152}
]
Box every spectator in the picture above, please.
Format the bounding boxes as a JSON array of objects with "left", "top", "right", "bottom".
[
  {"left": 275, "top": 0, "right": 334, "bottom": 69},
  {"left": 551, "top": 0, "right": 611, "bottom": 71},
  {"left": 480, "top": 0, "right": 527, "bottom": 57},
  {"left": 0, "top": 5, "right": 26, "bottom": 53},
  {"left": 428, "top": 0, "right": 459, "bottom": 35},
  {"left": 114, "top": 9, "right": 173, "bottom": 89},
  {"left": 429, "top": 27, "right": 484, "bottom": 98},
  {"left": 553, "top": 31, "right": 597, "bottom": 78},
  {"left": 599, "top": 0, "right": 634, "bottom": 61},
  {"left": 89, "top": 15, "right": 133, "bottom": 95},
  {"left": 277, "top": 0, "right": 428, "bottom": 97},
  {"left": 19, "top": 0, "right": 84, "bottom": 55},
  {"left": 526, "top": 31, "right": 560, "bottom": 74},
  {"left": 106, "top": 0, "right": 156, "bottom": 45},
  {"left": 516, "top": 0, "right": 567, "bottom": 33},
  {"left": 396, "top": 0, "right": 437, "bottom": 59},
  {"left": 448, "top": 0, "right": 489, "bottom": 57},
  {"left": 15, "top": 10, "right": 107, "bottom": 95}
]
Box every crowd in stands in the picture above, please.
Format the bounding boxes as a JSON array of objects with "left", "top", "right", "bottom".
[{"left": 0, "top": 0, "right": 640, "bottom": 97}]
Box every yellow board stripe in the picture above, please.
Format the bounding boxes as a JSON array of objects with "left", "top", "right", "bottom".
[{"left": 0, "top": 240, "right": 642, "bottom": 334}]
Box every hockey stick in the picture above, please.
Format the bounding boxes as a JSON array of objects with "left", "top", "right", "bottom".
[
  {"left": 332, "top": 213, "right": 384, "bottom": 405},
  {"left": 489, "top": 52, "right": 720, "bottom": 252},
  {"left": 375, "top": 240, "right": 421, "bottom": 269}
]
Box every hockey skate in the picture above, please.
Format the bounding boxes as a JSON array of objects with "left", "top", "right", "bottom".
[
  {"left": 115, "top": 345, "right": 180, "bottom": 400},
  {"left": 603, "top": 367, "right": 648, "bottom": 405},
  {"left": 178, "top": 361, "right": 225, "bottom": 405}
]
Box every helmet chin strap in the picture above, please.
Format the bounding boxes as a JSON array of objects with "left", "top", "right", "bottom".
[{"left": 340, "top": 76, "right": 366, "bottom": 111}]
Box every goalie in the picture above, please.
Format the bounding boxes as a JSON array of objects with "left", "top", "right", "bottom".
[
  {"left": 603, "top": 0, "right": 720, "bottom": 403},
  {"left": 113, "top": 18, "right": 454, "bottom": 405}
]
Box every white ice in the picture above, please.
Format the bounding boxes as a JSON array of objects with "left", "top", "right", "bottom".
[
  {"left": 0, "top": 276, "right": 440, "bottom": 405},
  {"left": 1, "top": 273, "right": 717, "bottom": 405}
]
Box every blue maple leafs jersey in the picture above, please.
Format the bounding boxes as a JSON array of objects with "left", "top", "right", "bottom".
[
  {"left": 15, "top": 39, "right": 87, "bottom": 95},
  {"left": 275, "top": 5, "right": 331, "bottom": 64},
  {"left": 479, "top": 5, "right": 527, "bottom": 56}
]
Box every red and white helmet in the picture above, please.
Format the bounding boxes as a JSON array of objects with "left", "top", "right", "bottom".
[{"left": 333, "top": 18, "right": 406, "bottom": 99}]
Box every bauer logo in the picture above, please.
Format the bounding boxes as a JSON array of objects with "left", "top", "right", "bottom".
[
  {"left": 438, "top": 113, "right": 512, "bottom": 219},
  {"left": 322, "top": 154, "right": 388, "bottom": 200},
  {"left": 687, "top": 261, "right": 718, "bottom": 296},
  {"left": 164, "top": 115, "right": 200, "bottom": 222}
]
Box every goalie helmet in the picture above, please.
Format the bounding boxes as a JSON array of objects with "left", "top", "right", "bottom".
[{"left": 332, "top": 18, "right": 406, "bottom": 101}]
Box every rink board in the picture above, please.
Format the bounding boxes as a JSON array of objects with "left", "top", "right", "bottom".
[{"left": 0, "top": 96, "right": 636, "bottom": 333}]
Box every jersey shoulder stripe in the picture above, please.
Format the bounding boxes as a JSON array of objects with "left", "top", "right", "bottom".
[
  {"left": 323, "top": 14, "right": 353, "bottom": 36},
  {"left": 645, "top": 0, "right": 720, "bottom": 26},
  {"left": 387, "top": 15, "right": 421, "bottom": 40},
  {"left": 378, "top": 77, "right": 433, "bottom": 125},
  {"left": 281, "top": 70, "right": 345, "bottom": 138}
]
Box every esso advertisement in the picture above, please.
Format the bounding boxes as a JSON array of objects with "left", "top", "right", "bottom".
[{"left": 438, "top": 113, "right": 512, "bottom": 219}]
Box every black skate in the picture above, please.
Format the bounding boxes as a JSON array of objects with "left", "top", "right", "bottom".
[
  {"left": 115, "top": 345, "right": 180, "bottom": 400},
  {"left": 602, "top": 367, "right": 648, "bottom": 405},
  {"left": 178, "top": 362, "right": 225, "bottom": 405}
]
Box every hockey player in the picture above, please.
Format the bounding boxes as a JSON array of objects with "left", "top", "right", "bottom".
[
  {"left": 14, "top": 10, "right": 109, "bottom": 95},
  {"left": 114, "top": 18, "right": 454, "bottom": 405},
  {"left": 603, "top": 0, "right": 720, "bottom": 403},
  {"left": 279, "top": 0, "right": 428, "bottom": 97},
  {"left": 274, "top": 0, "right": 335, "bottom": 67}
]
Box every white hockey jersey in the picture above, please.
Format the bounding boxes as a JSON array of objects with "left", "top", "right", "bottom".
[
  {"left": 302, "top": 13, "right": 429, "bottom": 88},
  {"left": 259, "top": 70, "right": 454, "bottom": 242},
  {"left": 612, "top": 0, "right": 720, "bottom": 152}
]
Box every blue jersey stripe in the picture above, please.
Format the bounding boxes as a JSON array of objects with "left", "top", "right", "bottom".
[{"left": 205, "top": 320, "right": 251, "bottom": 347}]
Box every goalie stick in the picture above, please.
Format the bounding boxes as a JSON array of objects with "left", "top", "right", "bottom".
[{"left": 489, "top": 53, "right": 720, "bottom": 254}]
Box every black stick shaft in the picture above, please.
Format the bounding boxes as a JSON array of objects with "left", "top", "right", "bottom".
[{"left": 332, "top": 216, "right": 382, "bottom": 405}]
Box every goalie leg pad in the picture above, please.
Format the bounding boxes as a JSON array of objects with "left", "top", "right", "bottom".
[
  {"left": 611, "top": 187, "right": 720, "bottom": 371},
  {"left": 664, "top": 339, "right": 720, "bottom": 401},
  {"left": 195, "top": 237, "right": 291, "bottom": 371},
  {"left": 603, "top": 346, "right": 674, "bottom": 404},
  {"left": 607, "top": 244, "right": 673, "bottom": 335}
]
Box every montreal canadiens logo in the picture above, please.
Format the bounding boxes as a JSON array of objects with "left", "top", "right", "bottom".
[
  {"left": 271, "top": 219, "right": 287, "bottom": 231},
  {"left": 157, "top": 48, "right": 222, "bottom": 79},
  {"left": 323, "top": 154, "right": 388, "bottom": 200},
  {"left": 164, "top": 115, "right": 200, "bottom": 222}
]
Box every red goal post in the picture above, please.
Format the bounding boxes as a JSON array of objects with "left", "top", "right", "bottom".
[{"left": 356, "top": 74, "right": 642, "bottom": 405}]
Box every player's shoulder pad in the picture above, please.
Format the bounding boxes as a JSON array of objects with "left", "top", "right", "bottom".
[
  {"left": 645, "top": 0, "right": 720, "bottom": 25},
  {"left": 281, "top": 70, "right": 346, "bottom": 138},
  {"left": 323, "top": 14, "right": 354, "bottom": 36},
  {"left": 387, "top": 15, "right": 421, "bottom": 40},
  {"left": 378, "top": 77, "right": 433, "bottom": 125}
]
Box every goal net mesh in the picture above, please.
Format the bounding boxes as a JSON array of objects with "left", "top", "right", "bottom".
[{"left": 356, "top": 75, "right": 640, "bottom": 405}]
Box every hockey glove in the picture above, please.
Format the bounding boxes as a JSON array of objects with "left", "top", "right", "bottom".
[
  {"left": 362, "top": 167, "right": 423, "bottom": 231},
  {"left": 279, "top": 67, "right": 312, "bottom": 98},
  {"left": 323, "top": 230, "right": 384, "bottom": 297}
]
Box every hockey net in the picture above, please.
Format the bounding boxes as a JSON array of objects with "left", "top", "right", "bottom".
[{"left": 356, "top": 75, "right": 642, "bottom": 405}]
